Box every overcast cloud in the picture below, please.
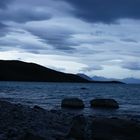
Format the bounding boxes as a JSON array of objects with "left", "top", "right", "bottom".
[
  {"left": 0, "top": 0, "right": 140, "bottom": 78},
  {"left": 64, "top": 0, "right": 140, "bottom": 23}
]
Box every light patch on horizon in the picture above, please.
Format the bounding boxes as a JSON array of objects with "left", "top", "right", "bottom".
[
  {"left": 88, "top": 65, "right": 140, "bottom": 79},
  {"left": 0, "top": 50, "right": 86, "bottom": 74}
]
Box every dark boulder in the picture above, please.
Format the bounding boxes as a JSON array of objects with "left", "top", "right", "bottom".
[
  {"left": 61, "top": 98, "right": 84, "bottom": 109},
  {"left": 90, "top": 99, "right": 119, "bottom": 109}
]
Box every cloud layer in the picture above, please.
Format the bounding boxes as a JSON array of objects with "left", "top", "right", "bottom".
[
  {"left": 0, "top": 0, "right": 140, "bottom": 78},
  {"left": 64, "top": 0, "right": 140, "bottom": 23},
  {"left": 0, "top": 0, "right": 11, "bottom": 9}
]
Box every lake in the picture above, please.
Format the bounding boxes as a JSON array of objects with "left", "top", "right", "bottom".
[{"left": 0, "top": 82, "right": 140, "bottom": 118}]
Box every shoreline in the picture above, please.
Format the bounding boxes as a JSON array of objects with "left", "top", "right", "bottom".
[
  {"left": 1, "top": 97, "right": 140, "bottom": 120},
  {"left": 0, "top": 100, "right": 140, "bottom": 140}
]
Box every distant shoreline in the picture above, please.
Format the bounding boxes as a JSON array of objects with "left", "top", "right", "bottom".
[{"left": 0, "top": 80, "right": 124, "bottom": 84}]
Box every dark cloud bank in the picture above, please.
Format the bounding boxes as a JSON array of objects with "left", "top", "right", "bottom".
[
  {"left": 64, "top": 0, "right": 140, "bottom": 23},
  {"left": 0, "top": 0, "right": 11, "bottom": 9}
]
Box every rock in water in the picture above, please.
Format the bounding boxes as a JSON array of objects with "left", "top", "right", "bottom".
[
  {"left": 90, "top": 99, "right": 119, "bottom": 109},
  {"left": 61, "top": 98, "right": 85, "bottom": 109}
]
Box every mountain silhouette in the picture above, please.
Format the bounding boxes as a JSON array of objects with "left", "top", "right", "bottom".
[{"left": 0, "top": 60, "right": 90, "bottom": 83}]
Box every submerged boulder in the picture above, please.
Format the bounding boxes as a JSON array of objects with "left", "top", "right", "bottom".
[
  {"left": 90, "top": 99, "right": 119, "bottom": 109},
  {"left": 61, "top": 98, "right": 84, "bottom": 109}
]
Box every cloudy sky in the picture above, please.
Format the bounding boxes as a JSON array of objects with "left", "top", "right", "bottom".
[{"left": 0, "top": 0, "right": 140, "bottom": 79}]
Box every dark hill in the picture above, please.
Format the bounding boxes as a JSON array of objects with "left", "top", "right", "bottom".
[{"left": 0, "top": 60, "right": 90, "bottom": 83}]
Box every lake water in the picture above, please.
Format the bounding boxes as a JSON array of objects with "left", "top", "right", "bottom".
[{"left": 0, "top": 82, "right": 140, "bottom": 118}]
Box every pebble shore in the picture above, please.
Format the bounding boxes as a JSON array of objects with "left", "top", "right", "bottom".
[{"left": 0, "top": 100, "right": 140, "bottom": 140}]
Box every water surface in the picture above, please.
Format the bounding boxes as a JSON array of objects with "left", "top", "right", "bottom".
[{"left": 0, "top": 82, "right": 140, "bottom": 118}]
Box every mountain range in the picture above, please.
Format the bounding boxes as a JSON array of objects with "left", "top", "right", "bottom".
[
  {"left": 77, "top": 74, "right": 123, "bottom": 84},
  {"left": 92, "top": 76, "right": 140, "bottom": 84}
]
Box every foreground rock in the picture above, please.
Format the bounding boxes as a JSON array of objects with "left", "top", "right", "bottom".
[
  {"left": 0, "top": 100, "right": 73, "bottom": 140},
  {"left": 0, "top": 100, "right": 140, "bottom": 140},
  {"left": 91, "top": 117, "right": 140, "bottom": 140},
  {"left": 61, "top": 98, "right": 85, "bottom": 109},
  {"left": 67, "top": 115, "right": 86, "bottom": 140},
  {"left": 67, "top": 116, "right": 140, "bottom": 140},
  {"left": 90, "top": 99, "right": 119, "bottom": 109},
  {"left": 68, "top": 116, "right": 140, "bottom": 140}
]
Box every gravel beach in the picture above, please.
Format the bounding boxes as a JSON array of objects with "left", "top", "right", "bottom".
[{"left": 0, "top": 100, "right": 140, "bottom": 140}]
